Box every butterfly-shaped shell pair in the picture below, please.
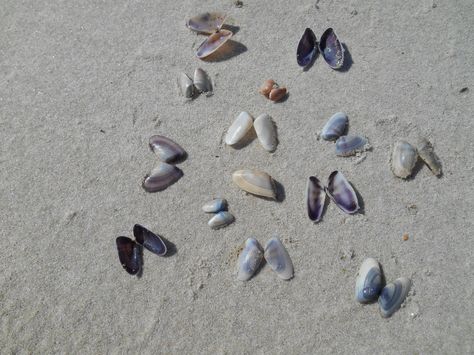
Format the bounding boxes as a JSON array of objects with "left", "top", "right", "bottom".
[
  {"left": 202, "top": 198, "right": 235, "bottom": 229},
  {"left": 259, "top": 79, "right": 287, "bottom": 102},
  {"left": 307, "top": 171, "right": 360, "bottom": 223},
  {"left": 391, "top": 139, "right": 442, "bottom": 179},
  {"left": 297, "top": 28, "right": 344, "bottom": 69},
  {"left": 186, "top": 12, "right": 233, "bottom": 59}
]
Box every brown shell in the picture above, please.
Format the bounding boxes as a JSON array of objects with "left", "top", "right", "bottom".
[{"left": 269, "top": 87, "right": 287, "bottom": 102}]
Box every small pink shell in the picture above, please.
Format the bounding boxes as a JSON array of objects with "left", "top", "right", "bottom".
[{"left": 196, "top": 29, "right": 233, "bottom": 59}]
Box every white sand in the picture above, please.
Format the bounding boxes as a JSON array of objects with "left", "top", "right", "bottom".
[{"left": 1, "top": 0, "right": 473, "bottom": 353}]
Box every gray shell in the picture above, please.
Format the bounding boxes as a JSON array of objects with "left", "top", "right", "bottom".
[
  {"left": 355, "top": 258, "right": 383, "bottom": 303},
  {"left": 335, "top": 135, "right": 369, "bottom": 156},
  {"left": 208, "top": 211, "right": 234, "bottom": 229},
  {"left": 378, "top": 277, "right": 411, "bottom": 318},
  {"left": 202, "top": 198, "right": 228, "bottom": 213},
  {"left": 417, "top": 138, "right": 442, "bottom": 176},
  {"left": 237, "top": 238, "right": 264, "bottom": 281},
  {"left": 391, "top": 141, "right": 418, "bottom": 179},
  {"left": 264, "top": 237, "right": 294, "bottom": 280}
]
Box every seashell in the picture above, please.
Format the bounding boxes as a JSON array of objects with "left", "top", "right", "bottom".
[
  {"left": 225, "top": 111, "right": 254, "bottom": 146},
  {"left": 259, "top": 79, "right": 276, "bottom": 97},
  {"left": 269, "top": 87, "right": 287, "bottom": 102},
  {"left": 320, "top": 112, "right": 348, "bottom": 141},
  {"left": 142, "top": 162, "right": 183, "bottom": 192},
  {"left": 307, "top": 176, "right": 326, "bottom": 223},
  {"left": 355, "top": 258, "right": 384, "bottom": 303},
  {"left": 391, "top": 141, "right": 418, "bottom": 179},
  {"left": 253, "top": 114, "right": 278, "bottom": 152},
  {"left": 116, "top": 236, "right": 142, "bottom": 275},
  {"left": 149, "top": 135, "right": 186, "bottom": 163},
  {"left": 264, "top": 237, "right": 294, "bottom": 280},
  {"left": 178, "top": 72, "right": 194, "bottom": 98},
  {"left": 193, "top": 68, "right": 213, "bottom": 94},
  {"left": 326, "top": 171, "right": 359, "bottom": 214},
  {"left": 208, "top": 211, "right": 235, "bottom": 229},
  {"left": 319, "top": 28, "right": 344, "bottom": 69},
  {"left": 186, "top": 12, "right": 227, "bottom": 34},
  {"left": 202, "top": 198, "right": 227, "bottom": 213},
  {"left": 335, "top": 135, "right": 369, "bottom": 156},
  {"left": 232, "top": 169, "right": 277, "bottom": 199},
  {"left": 237, "top": 238, "right": 264, "bottom": 281},
  {"left": 417, "top": 138, "right": 442, "bottom": 176},
  {"left": 196, "top": 29, "right": 233, "bottom": 59},
  {"left": 378, "top": 277, "right": 411, "bottom": 318},
  {"left": 297, "top": 28, "right": 317, "bottom": 67},
  {"left": 133, "top": 224, "right": 167, "bottom": 256}
]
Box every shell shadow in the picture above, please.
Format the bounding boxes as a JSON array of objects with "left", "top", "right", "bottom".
[
  {"left": 202, "top": 40, "right": 247, "bottom": 62},
  {"left": 350, "top": 182, "right": 365, "bottom": 214},
  {"left": 406, "top": 159, "right": 424, "bottom": 181},
  {"left": 274, "top": 91, "right": 290, "bottom": 103},
  {"left": 230, "top": 127, "right": 257, "bottom": 150},
  {"left": 162, "top": 236, "right": 177, "bottom": 257},
  {"left": 222, "top": 24, "right": 240, "bottom": 34},
  {"left": 136, "top": 244, "right": 144, "bottom": 278},
  {"left": 338, "top": 43, "right": 353, "bottom": 72},
  {"left": 274, "top": 180, "right": 286, "bottom": 202}
]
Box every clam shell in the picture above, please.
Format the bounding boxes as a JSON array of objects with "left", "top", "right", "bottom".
[
  {"left": 355, "top": 258, "right": 383, "bottom": 303},
  {"left": 326, "top": 171, "right": 359, "bottom": 214},
  {"left": 208, "top": 211, "right": 235, "bottom": 229},
  {"left": 133, "top": 224, "right": 167, "bottom": 256},
  {"left": 259, "top": 79, "right": 276, "bottom": 97},
  {"left": 335, "top": 135, "right": 369, "bottom": 156},
  {"left": 116, "top": 236, "right": 142, "bottom": 275},
  {"left": 202, "top": 198, "right": 228, "bottom": 213},
  {"left": 196, "top": 29, "right": 233, "bottom": 59},
  {"left": 297, "top": 28, "right": 317, "bottom": 67},
  {"left": 142, "top": 162, "right": 183, "bottom": 192},
  {"left": 268, "top": 87, "right": 287, "bottom": 102},
  {"left": 237, "top": 238, "right": 264, "bottom": 281},
  {"left": 232, "top": 169, "right": 276, "bottom": 199},
  {"left": 319, "top": 28, "right": 344, "bottom": 69},
  {"left": 149, "top": 135, "right": 186, "bottom": 163},
  {"left": 378, "top": 277, "right": 411, "bottom": 318},
  {"left": 307, "top": 176, "right": 326, "bottom": 222},
  {"left": 391, "top": 141, "right": 418, "bottom": 179},
  {"left": 178, "top": 72, "right": 194, "bottom": 98},
  {"left": 264, "top": 237, "right": 294, "bottom": 280},
  {"left": 186, "top": 12, "right": 226, "bottom": 34},
  {"left": 254, "top": 114, "right": 278, "bottom": 152},
  {"left": 193, "top": 68, "right": 213, "bottom": 94},
  {"left": 417, "top": 138, "right": 442, "bottom": 176},
  {"left": 321, "top": 112, "right": 348, "bottom": 141},
  {"left": 225, "top": 111, "right": 254, "bottom": 146}
]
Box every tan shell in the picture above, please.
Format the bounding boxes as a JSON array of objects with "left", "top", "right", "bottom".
[
  {"left": 232, "top": 169, "right": 276, "bottom": 199},
  {"left": 269, "top": 87, "right": 287, "bottom": 102},
  {"left": 259, "top": 79, "right": 276, "bottom": 97},
  {"left": 417, "top": 138, "right": 442, "bottom": 176}
]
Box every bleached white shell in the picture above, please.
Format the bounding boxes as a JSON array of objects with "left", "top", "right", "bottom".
[
  {"left": 178, "top": 73, "right": 194, "bottom": 98},
  {"left": 378, "top": 277, "right": 411, "bottom": 318},
  {"left": 355, "top": 258, "right": 383, "bottom": 303},
  {"left": 208, "top": 211, "right": 234, "bottom": 229},
  {"left": 254, "top": 114, "right": 278, "bottom": 152},
  {"left": 264, "top": 237, "right": 294, "bottom": 280},
  {"left": 391, "top": 141, "right": 418, "bottom": 179},
  {"left": 237, "top": 238, "right": 263, "bottom": 281},
  {"left": 193, "top": 68, "right": 212, "bottom": 94},
  {"left": 232, "top": 169, "right": 276, "bottom": 199},
  {"left": 202, "top": 198, "right": 227, "bottom": 213},
  {"left": 225, "top": 112, "right": 254, "bottom": 146}
]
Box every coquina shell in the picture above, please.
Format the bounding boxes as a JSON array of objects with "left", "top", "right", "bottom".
[
  {"left": 391, "top": 140, "right": 418, "bottom": 179},
  {"left": 264, "top": 237, "right": 294, "bottom": 280},
  {"left": 237, "top": 238, "right": 264, "bottom": 281},
  {"left": 142, "top": 162, "right": 183, "bottom": 192},
  {"left": 232, "top": 169, "right": 276, "bottom": 199},
  {"left": 306, "top": 176, "right": 326, "bottom": 223},
  {"left": 193, "top": 68, "right": 213, "bottom": 94},
  {"left": 186, "top": 12, "right": 226, "bottom": 34},
  {"left": 133, "top": 224, "right": 167, "bottom": 256},
  {"left": 319, "top": 28, "right": 344, "bottom": 69},
  {"left": 378, "top": 277, "right": 411, "bottom": 318},
  {"left": 196, "top": 29, "right": 233, "bottom": 59},
  {"left": 208, "top": 211, "right": 235, "bottom": 229},
  {"left": 321, "top": 112, "right": 348, "bottom": 141},
  {"left": 149, "top": 135, "right": 186, "bottom": 163},
  {"left": 297, "top": 28, "right": 317, "bottom": 67},
  {"left": 178, "top": 72, "right": 194, "bottom": 98},
  {"left": 355, "top": 258, "right": 383, "bottom": 303},
  {"left": 335, "top": 135, "right": 369, "bottom": 156},
  {"left": 116, "top": 236, "right": 142, "bottom": 275},
  {"left": 225, "top": 111, "right": 254, "bottom": 146},
  {"left": 326, "top": 171, "right": 359, "bottom": 214},
  {"left": 253, "top": 114, "right": 278, "bottom": 152},
  {"left": 202, "top": 198, "right": 227, "bottom": 213},
  {"left": 417, "top": 138, "right": 442, "bottom": 176}
]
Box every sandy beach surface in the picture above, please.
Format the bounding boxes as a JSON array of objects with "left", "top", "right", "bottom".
[{"left": 1, "top": 0, "right": 473, "bottom": 353}]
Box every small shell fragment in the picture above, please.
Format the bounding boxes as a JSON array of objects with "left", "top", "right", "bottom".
[
  {"left": 391, "top": 141, "right": 418, "bottom": 179},
  {"left": 253, "top": 114, "right": 278, "bottom": 152},
  {"left": 208, "top": 211, "right": 235, "bottom": 229},
  {"left": 335, "top": 135, "right": 369, "bottom": 156},
  {"left": 237, "top": 238, "right": 264, "bottom": 281},
  {"left": 321, "top": 112, "right": 348, "bottom": 141},
  {"left": 232, "top": 169, "right": 277, "bottom": 199},
  {"left": 178, "top": 72, "right": 194, "bottom": 98},
  {"left": 378, "top": 277, "right": 411, "bottom": 318},
  {"left": 264, "top": 237, "right": 294, "bottom": 280},
  {"left": 326, "top": 171, "right": 359, "bottom": 214},
  {"left": 307, "top": 176, "right": 326, "bottom": 223},
  {"left": 186, "top": 12, "right": 226, "bottom": 34},
  {"left": 202, "top": 198, "right": 227, "bottom": 213},
  {"left": 297, "top": 28, "right": 317, "bottom": 67},
  {"left": 196, "top": 29, "right": 233, "bottom": 59},
  {"left": 133, "top": 224, "right": 167, "bottom": 256},
  {"left": 355, "top": 258, "right": 384, "bottom": 303},
  {"left": 259, "top": 79, "right": 275, "bottom": 97},
  {"left": 193, "top": 68, "right": 213, "bottom": 94},
  {"left": 116, "top": 236, "right": 142, "bottom": 275},
  {"left": 149, "top": 135, "right": 186, "bottom": 163},
  {"left": 417, "top": 138, "right": 442, "bottom": 176},
  {"left": 142, "top": 162, "right": 183, "bottom": 192},
  {"left": 225, "top": 111, "right": 254, "bottom": 146},
  {"left": 269, "top": 87, "right": 287, "bottom": 102},
  {"left": 319, "top": 28, "right": 344, "bottom": 69}
]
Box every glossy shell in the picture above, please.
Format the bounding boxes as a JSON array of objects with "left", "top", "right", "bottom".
[
  {"left": 178, "top": 72, "right": 194, "bottom": 98},
  {"left": 237, "top": 238, "right": 264, "bottom": 281},
  {"left": 321, "top": 112, "right": 348, "bottom": 141},
  {"left": 142, "top": 162, "right": 183, "bottom": 192},
  {"left": 326, "top": 171, "right": 359, "bottom": 214},
  {"left": 202, "top": 198, "right": 228, "bottom": 213},
  {"left": 417, "top": 138, "right": 442, "bottom": 176},
  {"left": 264, "top": 237, "right": 294, "bottom": 280},
  {"left": 196, "top": 29, "right": 233, "bottom": 59},
  {"left": 259, "top": 79, "right": 275, "bottom": 97},
  {"left": 307, "top": 176, "right": 326, "bottom": 223},
  {"left": 193, "top": 68, "right": 213, "bottom": 94},
  {"left": 186, "top": 12, "right": 226, "bottom": 34},
  {"left": 269, "top": 87, "right": 287, "bottom": 102},
  {"left": 225, "top": 111, "right": 254, "bottom": 146},
  {"left": 149, "top": 135, "right": 186, "bottom": 163},
  {"left": 297, "top": 28, "right": 317, "bottom": 67},
  {"left": 208, "top": 211, "right": 235, "bottom": 229},
  {"left": 335, "top": 135, "right": 369, "bottom": 156},
  {"left": 378, "top": 277, "right": 411, "bottom": 318},
  {"left": 319, "top": 28, "right": 344, "bottom": 69},
  {"left": 133, "top": 224, "right": 167, "bottom": 256},
  {"left": 232, "top": 169, "right": 277, "bottom": 199},
  {"left": 355, "top": 258, "right": 383, "bottom": 303},
  {"left": 116, "top": 236, "right": 142, "bottom": 275},
  {"left": 391, "top": 141, "right": 418, "bottom": 179},
  {"left": 254, "top": 114, "right": 278, "bottom": 152}
]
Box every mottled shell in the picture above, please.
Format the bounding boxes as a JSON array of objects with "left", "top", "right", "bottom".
[
  {"left": 232, "top": 169, "right": 276, "bottom": 199},
  {"left": 391, "top": 141, "right": 418, "bottom": 179}
]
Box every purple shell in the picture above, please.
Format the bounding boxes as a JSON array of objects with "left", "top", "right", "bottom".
[
  {"left": 297, "top": 28, "right": 317, "bottom": 67},
  {"left": 133, "top": 224, "right": 167, "bottom": 256},
  {"left": 307, "top": 176, "right": 326, "bottom": 222},
  {"left": 196, "top": 29, "right": 233, "bottom": 59},
  {"left": 142, "top": 162, "right": 183, "bottom": 192},
  {"left": 326, "top": 171, "right": 359, "bottom": 214},
  {"left": 319, "top": 28, "right": 344, "bottom": 69},
  {"left": 116, "top": 236, "right": 142, "bottom": 275}
]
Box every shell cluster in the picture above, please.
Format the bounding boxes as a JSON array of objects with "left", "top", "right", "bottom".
[
  {"left": 297, "top": 28, "right": 344, "bottom": 70},
  {"left": 307, "top": 171, "right": 360, "bottom": 223},
  {"left": 116, "top": 224, "right": 168, "bottom": 275},
  {"left": 233, "top": 169, "right": 277, "bottom": 200},
  {"left": 355, "top": 258, "right": 411, "bottom": 318},
  {"left": 186, "top": 12, "right": 233, "bottom": 59},
  {"left": 225, "top": 111, "right": 278, "bottom": 152},
  {"left": 178, "top": 68, "right": 213, "bottom": 99},
  {"left": 391, "top": 138, "right": 442, "bottom": 179},
  {"left": 237, "top": 237, "right": 293, "bottom": 281},
  {"left": 142, "top": 135, "right": 186, "bottom": 192},
  {"left": 259, "top": 79, "right": 287, "bottom": 102},
  {"left": 203, "top": 198, "right": 235, "bottom": 229}
]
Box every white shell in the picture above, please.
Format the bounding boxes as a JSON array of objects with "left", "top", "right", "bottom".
[
  {"left": 208, "top": 211, "right": 234, "bottom": 230},
  {"left": 254, "top": 114, "right": 278, "bottom": 152},
  {"left": 355, "top": 258, "right": 383, "bottom": 303},
  {"left": 237, "top": 238, "right": 264, "bottom": 281},
  {"left": 232, "top": 169, "right": 276, "bottom": 199},
  {"left": 193, "top": 68, "right": 212, "bottom": 94},
  {"left": 264, "top": 237, "right": 294, "bottom": 280},
  {"left": 178, "top": 72, "right": 194, "bottom": 98},
  {"left": 225, "top": 112, "right": 254, "bottom": 146},
  {"left": 391, "top": 141, "right": 418, "bottom": 179},
  {"left": 202, "top": 198, "right": 227, "bottom": 213}
]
